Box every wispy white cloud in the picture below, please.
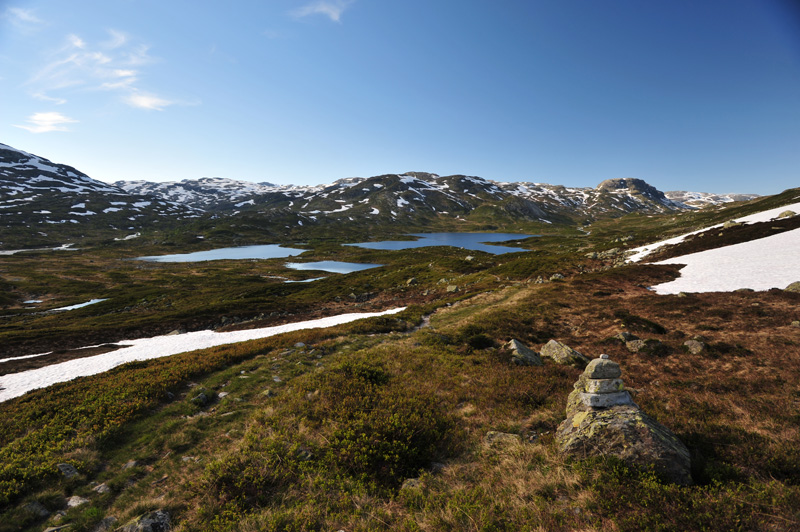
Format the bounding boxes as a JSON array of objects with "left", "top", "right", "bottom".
[
  {"left": 67, "top": 34, "right": 86, "bottom": 49},
  {"left": 291, "top": 0, "right": 355, "bottom": 22},
  {"left": 103, "top": 29, "right": 128, "bottom": 49},
  {"left": 25, "top": 30, "right": 180, "bottom": 111},
  {"left": 13, "top": 112, "right": 77, "bottom": 133},
  {"left": 32, "top": 92, "right": 67, "bottom": 105},
  {"left": 124, "top": 91, "right": 173, "bottom": 111},
  {"left": 5, "top": 7, "right": 42, "bottom": 24}
]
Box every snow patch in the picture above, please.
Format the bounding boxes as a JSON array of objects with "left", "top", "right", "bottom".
[{"left": 0, "top": 307, "right": 406, "bottom": 402}]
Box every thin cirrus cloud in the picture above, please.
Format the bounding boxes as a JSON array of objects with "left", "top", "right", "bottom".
[
  {"left": 4, "top": 6, "right": 43, "bottom": 28},
  {"left": 26, "top": 29, "right": 176, "bottom": 111},
  {"left": 124, "top": 91, "right": 173, "bottom": 111},
  {"left": 13, "top": 112, "right": 78, "bottom": 133},
  {"left": 291, "top": 0, "right": 355, "bottom": 22}
]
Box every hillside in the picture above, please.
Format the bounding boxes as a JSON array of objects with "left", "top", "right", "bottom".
[
  {"left": 1, "top": 181, "right": 799, "bottom": 530},
  {"left": 0, "top": 144, "right": 202, "bottom": 249}
]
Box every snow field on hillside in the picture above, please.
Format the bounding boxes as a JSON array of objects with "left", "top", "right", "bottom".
[
  {"left": 0, "top": 307, "right": 406, "bottom": 403},
  {"left": 652, "top": 227, "right": 800, "bottom": 294},
  {"left": 626, "top": 200, "right": 800, "bottom": 294},
  {"left": 627, "top": 200, "right": 800, "bottom": 263}
]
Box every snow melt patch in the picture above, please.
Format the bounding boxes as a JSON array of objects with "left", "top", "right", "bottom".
[
  {"left": 51, "top": 298, "right": 107, "bottom": 312},
  {"left": 652, "top": 228, "right": 800, "bottom": 294},
  {"left": 0, "top": 307, "right": 406, "bottom": 402},
  {"left": 628, "top": 200, "right": 800, "bottom": 263}
]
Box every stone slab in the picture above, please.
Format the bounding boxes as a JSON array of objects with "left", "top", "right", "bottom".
[
  {"left": 580, "top": 391, "right": 633, "bottom": 408},
  {"left": 583, "top": 358, "right": 621, "bottom": 379},
  {"left": 585, "top": 378, "right": 625, "bottom": 394}
]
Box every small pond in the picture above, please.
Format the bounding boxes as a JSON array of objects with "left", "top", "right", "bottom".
[
  {"left": 284, "top": 261, "right": 383, "bottom": 274},
  {"left": 136, "top": 244, "right": 305, "bottom": 262},
  {"left": 345, "top": 232, "right": 534, "bottom": 255}
]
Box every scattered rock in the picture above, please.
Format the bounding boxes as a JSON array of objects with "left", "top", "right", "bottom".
[
  {"left": 92, "top": 482, "right": 111, "bottom": 494},
  {"left": 57, "top": 463, "right": 79, "bottom": 478},
  {"left": 44, "top": 526, "right": 71, "bottom": 532},
  {"left": 722, "top": 220, "right": 742, "bottom": 229},
  {"left": 401, "top": 478, "right": 422, "bottom": 490},
  {"left": 122, "top": 460, "right": 140, "bottom": 470},
  {"left": 556, "top": 356, "right": 692, "bottom": 485},
  {"left": 614, "top": 331, "right": 639, "bottom": 343},
  {"left": 503, "top": 339, "right": 543, "bottom": 367},
  {"left": 791, "top": 321, "right": 800, "bottom": 328},
  {"left": 263, "top": 389, "right": 276, "bottom": 397},
  {"left": 549, "top": 273, "right": 565, "bottom": 281},
  {"left": 92, "top": 516, "right": 118, "bottom": 532},
  {"left": 777, "top": 210, "right": 796, "bottom": 219},
  {"left": 446, "top": 285, "right": 459, "bottom": 293},
  {"left": 24, "top": 500, "right": 50, "bottom": 518},
  {"left": 406, "top": 277, "right": 417, "bottom": 285},
  {"left": 67, "top": 495, "right": 89, "bottom": 508},
  {"left": 683, "top": 340, "right": 705, "bottom": 354},
  {"left": 294, "top": 342, "right": 306, "bottom": 348},
  {"left": 118, "top": 509, "right": 171, "bottom": 532},
  {"left": 190, "top": 392, "right": 211, "bottom": 407},
  {"left": 784, "top": 282, "right": 800, "bottom": 293},
  {"left": 483, "top": 431, "right": 522, "bottom": 447},
  {"left": 626, "top": 338, "right": 669, "bottom": 356},
  {"left": 540, "top": 340, "right": 591, "bottom": 368}
]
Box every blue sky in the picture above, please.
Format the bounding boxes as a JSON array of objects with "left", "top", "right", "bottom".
[{"left": 1, "top": 0, "right": 798, "bottom": 194}]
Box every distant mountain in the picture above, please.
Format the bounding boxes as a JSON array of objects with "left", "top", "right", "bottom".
[
  {"left": 114, "top": 177, "right": 304, "bottom": 211},
  {"left": 0, "top": 143, "right": 201, "bottom": 248},
  {"left": 117, "top": 173, "right": 692, "bottom": 225},
  {"left": 664, "top": 190, "right": 760, "bottom": 208},
  {"left": 0, "top": 141, "right": 764, "bottom": 249}
]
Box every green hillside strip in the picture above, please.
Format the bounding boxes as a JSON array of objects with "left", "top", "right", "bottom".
[{"left": 0, "top": 306, "right": 427, "bottom": 508}]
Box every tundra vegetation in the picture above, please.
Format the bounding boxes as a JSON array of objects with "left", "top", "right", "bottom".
[{"left": 1, "top": 191, "right": 799, "bottom": 531}]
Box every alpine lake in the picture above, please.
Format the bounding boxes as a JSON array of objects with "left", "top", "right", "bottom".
[{"left": 136, "top": 232, "right": 535, "bottom": 273}]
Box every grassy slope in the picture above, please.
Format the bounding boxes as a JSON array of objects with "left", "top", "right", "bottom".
[{"left": 2, "top": 197, "right": 800, "bottom": 531}]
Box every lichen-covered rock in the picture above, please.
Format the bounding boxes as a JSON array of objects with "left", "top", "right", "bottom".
[
  {"left": 626, "top": 338, "right": 669, "bottom": 356},
  {"left": 66, "top": 495, "right": 89, "bottom": 508},
  {"left": 56, "top": 463, "right": 79, "bottom": 478},
  {"left": 557, "top": 356, "right": 692, "bottom": 485},
  {"left": 503, "top": 339, "right": 543, "bottom": 366},
  {"left": 683, "top": 339, "right": 705, "bottom": 354},
  {"left": 118, "top": 510, "right": 171, "bottom": 532},
  {"left": 556, "top": 406, "right": 692, "bottom": 485},
  {"left": 540, "top": 340, "right": 591, "bottom": 368},
  {"left": 584, "top": 358, "right": 621, "bottom": 380},
  {"left": 785, "top": 281, "right": 800, "bottom": 293},
  {"left": 614, "top": 331, "right": 639, "bottom": 343},
  {"left": 483, "top": 431, "right": 521, "bottom": 447},
  {"left": 777, "top": 210, "right": 796, "bottom": 219}
]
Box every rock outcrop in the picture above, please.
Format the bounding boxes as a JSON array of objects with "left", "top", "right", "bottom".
[
  {"left": 556, "top": 355, "right": 692, "bottom": 485},
  {"left": 540, "top": 340, "right": 591, "bottom": 368},
  {"left": 118, "top": 510, "right": 171, "bottom": 532},
  {"left": 503, "top": 339, "right": 543, "bottom": 366}
]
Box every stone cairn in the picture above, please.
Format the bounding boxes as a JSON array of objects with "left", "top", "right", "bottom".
[{"left": 556, "top": 354, "right": 693, "bottom": 485}]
